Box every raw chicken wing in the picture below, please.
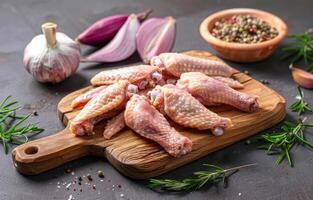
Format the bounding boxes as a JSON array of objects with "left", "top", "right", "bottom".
[
  {"left": 91, "top": 65, "right": 163, "bottom": 89},
  {"left": 70, "top": 80, "right": 137, "bottom": 136},
  {"left": 177, "top": 72, "right": 259, "bottom": 112},
  {"left": 212, "top": 76, "right": 243, "bottom": 89},
  {"left": 149, "top": 84, "right": 231, "bottom": 136},
  {"left": 71, "top": 85, "right": 107, "bottom": 108},
  {"left": 103, "top": 111, "right": 126, "bottom": 139},
  {"left": 124, "top": 95, "right": 192, "bottom": 157},
  {"left": 150, "top": 53, "right": 235, "bottom": 77}
]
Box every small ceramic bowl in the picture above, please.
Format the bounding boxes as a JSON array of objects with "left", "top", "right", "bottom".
[{"left": 200, "top": 8, "right": 288, "bottom": 63}]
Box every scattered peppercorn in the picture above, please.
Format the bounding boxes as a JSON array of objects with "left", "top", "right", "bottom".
[
  {"left": 211, "top": 15, "right": 279, "bottom": 44},
  {"left": 97, "top": 170, "right": 104, "bottom": 178},
  {"left": 87, "top": 174, "right": 93, "bottom": 181},
  {"left": 117, "top": 184, "right": 122, "bottom": 188},
  {"left": 77, "top": 176, "right": 82, "bottom": 181},
  {"left": 260, "top": 79, "right": 270, "bottom": 84},
  {"left": 92, "top": 185, "right": 96, "bottom": 190},
  {"left": 33, "top": 111, "right": 38, "bottom": 116}
]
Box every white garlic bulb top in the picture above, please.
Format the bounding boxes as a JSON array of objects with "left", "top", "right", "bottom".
[{"left": 23, "top": 23, "right": 81, "bottom": 83}]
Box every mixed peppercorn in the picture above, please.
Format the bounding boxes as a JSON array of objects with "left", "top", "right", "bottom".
[
  {"left": 56, "top": 168, "right": 126, "bottom": 200},
  {"left": 211, "top": 15, "right": 279, "bottom": 43}
]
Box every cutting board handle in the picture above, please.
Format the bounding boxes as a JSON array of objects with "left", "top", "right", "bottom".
[{"left": 12, "top": 128, "right": 92, "bottom": 175}]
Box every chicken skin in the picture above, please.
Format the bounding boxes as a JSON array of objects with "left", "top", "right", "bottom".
[
  {"left": 91, "top": 65, "right": 163, "bottom": 89},
  {"left": 102, "top": 111, "right": 126, "bottom": 139},
  {"left": 71, "top": 85, "right": 108, "bottom": 108},
  {"left": 177, "top": 72, "right": 259, "bottom": 112},
  {"left": 124, "top": 95, "right": 192, "bottom": 157},
  {"left": 148, "top": 84, "right": 231, "bottom": 136},
  {"left": 70, "top": 80, "right": 137, "bottom": 136},
  {"left": 212, "top": 76, "right": 243, "bottom": 89},
  {"left": 150, "top": 53, "right": 235, "bottom": 77}
]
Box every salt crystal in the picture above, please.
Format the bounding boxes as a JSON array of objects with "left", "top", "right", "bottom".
[
  {"left": 68, "top": 195, "right": 74, "bottom": 200},
  {"left": 66, "top": 183, "right": 72, "bottom": 190}
]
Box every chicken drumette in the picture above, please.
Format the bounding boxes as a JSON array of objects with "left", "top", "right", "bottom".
[
  {"left": 150, "top": 53, "right": 236, "bottom": 77},
  {"left": 148, "top": 84, "right": 232, "bottom": 136},
  {"left": 177, "top": 72, "right": 259, "bottom": 112},
  {"left": 70, "top": 80, "right": 138, "bottom": 136},
  {"left": 124, "top": 95, "right": 192, "bottom": 157}
]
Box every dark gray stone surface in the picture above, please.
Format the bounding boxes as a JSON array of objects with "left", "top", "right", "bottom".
[{"left": 1, "top": 0, "right": 313, "bottom": 199}]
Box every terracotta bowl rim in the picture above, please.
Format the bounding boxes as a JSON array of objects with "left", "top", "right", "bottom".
[{"left": 199, "top": 8, "right": 288, "bottom": 50}]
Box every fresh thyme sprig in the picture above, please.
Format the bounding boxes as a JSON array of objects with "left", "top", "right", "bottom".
[
  {"left": 255, "top": 118, "right": 313, "bottom": 167},
  {"left": 289, "top": 87, "right": 313, "bottom": 115},
  {"left": 148, "top": 163, "right": 256, "bottom": 192},
  {"left": 282, "top": 31, "right": 313, "bottom": 66},
  {"left": 0, "top": 96, "right": 43, "bottom": 154}
]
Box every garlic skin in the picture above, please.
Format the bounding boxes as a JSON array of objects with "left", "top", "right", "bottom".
[
  {"left": 23, "top": 23, "right": 81, "bottom": 83},
  {"left": 290, "top": 64, "right": 313, "bottom": 89}
]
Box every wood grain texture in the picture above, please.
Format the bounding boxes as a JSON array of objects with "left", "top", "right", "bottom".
[{"left": 12, "top": 50, "right": 286, "bottom": 179}]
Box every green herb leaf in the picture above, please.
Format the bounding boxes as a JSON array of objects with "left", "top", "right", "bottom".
[
  {"left": 147, "top": 163, "right": 256, "bottom": 192},
  {"left": 0, "top": 96, "right": 44, "bottom": 154},
  {"left": 254, "top": 118, "right": 313, "bottom": 167},
  {"left": 282, "top": 32, "right": 313, "bottom": 67},
  {"left": 289, "top": 87, "right": 313, "bottom": 115}
]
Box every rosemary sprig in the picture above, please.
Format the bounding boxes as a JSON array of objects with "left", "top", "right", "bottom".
[
  {"left": 148, "top": 163, "right": 256, "bottom": 191},
  {"left": 289, "top": 87, "right": 313, "bottom": 115},
  {"left": 0, "top": 96, "right": 24, "bottom": 121},
  {"left": 0, "top": 96, "right": 43, "bottom": 154},
  {"left": 255, "top": 118, "right": 313, "bottom": 167},
  {"left": 282, "top": 32, "right": 313, "bottom": 65}
]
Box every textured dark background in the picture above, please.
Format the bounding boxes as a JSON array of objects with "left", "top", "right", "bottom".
[{"left": 1, "top": 0, "right": 313, "bottom": 199}]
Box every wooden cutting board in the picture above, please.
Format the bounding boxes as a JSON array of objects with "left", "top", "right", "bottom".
[{"left": 12, "top": 50, "right": 286, "bottom": 179}]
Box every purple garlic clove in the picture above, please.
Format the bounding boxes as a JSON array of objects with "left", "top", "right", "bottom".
[
  {"left": 290, "top": 64, "right": 313, "bottom": 89},
  {"left": 84, "top": 14, "right": 140, "bottom": 63},
  {"left": 77, "top": 9, "right": 152, "bottom": 46},
  {"left": 136, "top": 16, "right": 176, "bottom": 63}
]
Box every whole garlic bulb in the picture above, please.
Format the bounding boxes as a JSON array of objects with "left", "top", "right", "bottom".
[{"left": 23, "top": 22, "right": 81, "bottom": 83}]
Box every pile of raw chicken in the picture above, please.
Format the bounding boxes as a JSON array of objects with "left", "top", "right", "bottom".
[{"left": 69, "top": 53, "right": 259, "bottom": 157}]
